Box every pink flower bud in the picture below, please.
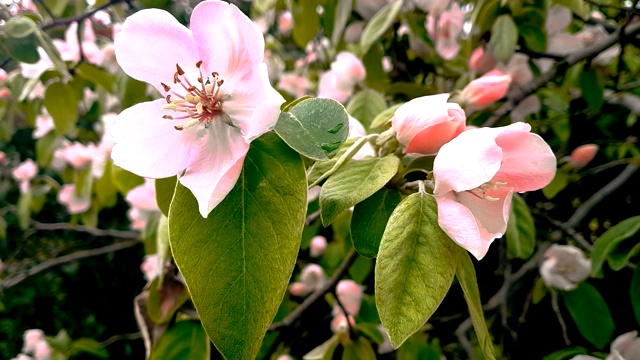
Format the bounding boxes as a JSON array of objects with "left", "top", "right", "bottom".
[
  {"left": 141, "top": 254, "right": 159, "bottom": 281},
  {"left": 568, "top": 144, "right": 598, "bottom": 169},
  {"left": 33, "top": 115, "right": 54, "bottom": 139},
  {"left": 58, "top": 184, "right": 91, "bottom": 214},
  {"left": 276, "top": 355, "right": 293, "bottom": 360},
  {"left": 0, "top": 88, "right": 10, "bottom": 99},
  {"left": 468, "top": 47, "right": 496, "bottom": 74},
  {"left": 309, "top": 236, "right": 327, "bottom": 257},
  {"left": 22, "top": 329, "right": 45, "bottom": 353},
  {"left": 330, "top": 313, "right": 355, "bottom": 333},
  {"left": 0, "top": 68, "right": 7, "bottom": 82},
  {"left": 460, "top": 70, "right": 512, "bottom": 110},
  {"left": 34, "top": 340, "right": 52, "bottom": 360},
  {"left": 392, "top": 93, "right": 466, "bottom": 155},
  {"left": 335, "top": 280, "right": 363, "bottom": 316},
  {"left": 289, "top": 282, "right": 311, "bottom": 297},
  {"left": 277, "top": 11, "right": 293, "bottom": 35},
  {"left": 299, "top": 263, "right": 326, "bottom": 291},
  {"left": 12, "top": 159, "right": 38, "bottom": 193}
]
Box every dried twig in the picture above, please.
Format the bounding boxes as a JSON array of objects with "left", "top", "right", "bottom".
[{"left": 31, "top": 221, "right": 140, "bottom": 239}]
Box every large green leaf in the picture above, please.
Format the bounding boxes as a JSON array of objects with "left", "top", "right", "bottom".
[
  {"left": 4, "top": 16, "right": 38, "bottom": 38},
  {"left": 275, "top": 98, "right": 349, "bottom": 160},
  {"left": 375, "top": 192, "right": 458, "bottom": 348},
  {"left": 470, "top": 0, "right": 501, "bottom": 34},
  {"left": 111, "top": 164, "right": 144, "bottom": 194},
  {"left": 489, "top": 15, "right": 518, "bottom": 63},
  {"left": 360, "top": 0, "right": 403, "bottom": 55},
  {"left": 506, "top": 194, "right": 536, "bottom": 260},
  {"left": 591, "top": 216, "right": 640, "bottom": 278},
  {"left": 631, "top": 263, "right": 640, "bottom": 325},
  {"left": 456, "top": 249, "right": 496, "bottom": 360},
  {"left": 370, "top": 103, "right": 403, "bottom": 130},
  {"left": 44, "top": 82, "right": 78, "bottom": 135},
  {"left": 292, "top": 0, "right": 321, "bottom": 48},
  {"left": 319, "top": 156, "right": 400, "bottom": 226},
  {"left": 35, "top": 132, "right": 60, "bottom": 168},
  {"left": 561, "top": 282, "right": 614, "bottom": 349},
  {"left": 169, "top": 133, "right": 306, "bottom": 360},
  {"left": 149, "top": 320, "right": 209, "bottom": 360},
  {"left": 342, "top": 337, "right": 377, "bottom": 360},
  {"left": 578, "top": 68, "right": 604, "bottom": 113},
  {"left": 155, "top": 176, "right": 177, "bottom": 217},
  {"left": 331, "top": 0, "right": 352, "bottom": 45},
  {"left": 76, "top": 62, "right": 116, "bottom": 91},
  {"left": 346, "top": 89, "right": 387, "bottom": 129},
  {"left": 351, "top": 188, "right": 402, "bottom": 258}
]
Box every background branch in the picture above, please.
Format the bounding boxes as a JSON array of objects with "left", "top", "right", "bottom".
[{"left": 31, "top": 221, "right": 140, "bottom": 239}]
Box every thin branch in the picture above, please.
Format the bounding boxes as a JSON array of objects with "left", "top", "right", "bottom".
[
  {"left": 31, "top": 221, "right": 140, "bottom": 239},
  {"left": 455, "top": 317, "right": 476, "bottom": 360},
  {"left": 99, "top": 332, "right": 142, "bottom": 347},
  {"left": 565, "top": 163, "right": 639, "bottom": 229},
  {"left": 268, "top": 248, "right": 358, "bottom": 331},
  {"left": 333, "top": 293, "right": 355, "bottom": 338},
  {"left": 0, "top": 239, "right": 140, "bottom": 291},
  {"left": 550, "top": 290, "right": 571, "bottom": 346},
  {"left": 41, "top": 0, "right": 127, "bottom": 30},
  {"left": 484, "top": 21, "right": 640, "bottom": 127}
]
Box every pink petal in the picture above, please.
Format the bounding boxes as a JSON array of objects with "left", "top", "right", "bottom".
[
  {"left": 114, "top": 8, "right": 199, "bottom": 94},
  {"left": 190, "top": 1, "right": 265, "bottom": 79},
  {"left": 492, "top": 130, "right": 557, "bottom": 192},
  {"left": 110, "top": 99, "right": 194, "bottom": 179},
  {"left": 405, "top": 120, "right": 465, "bottom": 155},
  {"left": 223, "top": 63, "right": 284, "bottom": 142},
  {"left": 179, "top": 122, "right": 249, "bottom": 217}
]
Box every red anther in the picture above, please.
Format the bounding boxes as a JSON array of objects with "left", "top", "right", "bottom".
[
  {"left": 161, "top": 82, "right": 171, "bottom": 92},
  {"left": 166, "top": 95, "right": 171, "bottom": 103},
  {"left": 163, "top": 115, "right": 173, "bottom": 120},
  {"left": 196, "top": 60, "right": 203, "bottom": 68},
  {"left": 176, "top": 63, "right": 185, "bottom": 75},
  {"left": 217, "top": 80, "right": 224, "bottom": 86}
]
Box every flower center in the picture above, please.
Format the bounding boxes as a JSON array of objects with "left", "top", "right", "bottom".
[
  {"left": 160, "top": 61, "right": 229, "bottom": 131},
  {"left": 466, "top": 181, "right": 507, "bottom": 201}
]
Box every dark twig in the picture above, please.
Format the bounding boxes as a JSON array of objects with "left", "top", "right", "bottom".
[
  {"left": 333, "top": 293, "right": 355, "bottom": 338},
  {"left": 455, "top": 317, "right": 476, "bottom": 360},
  {"left": 99, "top": 332, "right": 142, "bottom": 347},
  {"left": 31, "top": 221, "right": 140, "bottom": 239},
  {"left": 41, "top": 0, "right": 127, "bottom": 30},
  {"left": 550, "top": 289, "right": 571, "bottom": 345},
  {"left": 268, "top": 248, "right": 358, "bottom": 331},
  {"left": 0, "top": 240, "right": 140, "bottom": 291},
  {"left": 484, "top": 21, "right": 640, "bottom": 127}
]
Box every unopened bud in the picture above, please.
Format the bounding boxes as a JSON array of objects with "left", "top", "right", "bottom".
[
  {"left": 568, "top": 144, "right": 598, "bottom": 170},
  {"left": 289, "top": 282, "right": 311, "bottom": 297},
  {"left": 309, "top": 236, "right": 327, "bottom": 257},
  {"left": 540, "top": 244, "right": 591, "bottom": 291},
  {"left": 334, "top": 280, "right": 363, "bottom": 316}
]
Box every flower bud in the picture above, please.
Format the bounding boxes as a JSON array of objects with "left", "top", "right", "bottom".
[
  {"left": 58, "top": 184, "right": 91, "bottom": 214},
  {"left": 309, "top": 236, "right": 327, "bottom": 257},
  {"left": 609, "top": 331, "right": 640, "bottom": 360},
  {"left": 468, "top": 47, "right": 496, "bottom": 74},
  {"left": 460, "top": 70, "right": 511, "bottom": 110},
  {"left": 540, "top": 244, "right": 591, "bottom": 291},
  {"left": 330, "top": 313, "right": 355, "bottom": 333},
  {"left": 568, "top": 144, "right": 598, "bottom": 170},
  {"left": 392, "top": 93, "right": 466, "bottom": 155},
  {"left": 141, "top": 254, "right": 159, "bottom": 281},
  {"left": 34, "top": 340, "right": 52, "bottom": 360},
  {"left": 277, "top": 11, "right": 293, "bottom": 35},
  {"left": 22, "top": 329, "right": 45, "bottom": 354},
  {"left": 0, "top": 68, "right": 7, "bottom": 82},
  {"left": 12, "top": 159, "right": 38, "bottom": 193},
  {"left": 334, "top": 280, "right": 363, "bottom": 316},
  {"left": 300, "top": 263, "right": 326, "bottom": 291},
  {"left": 289, "top": 282, "right": 311, "bottom": 297}
]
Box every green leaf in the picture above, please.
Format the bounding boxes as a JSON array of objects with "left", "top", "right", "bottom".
[
  {"left": 95, "top": 160, "right": 118, "bottom": 208},
  {"left": 532, "top": 277, "right": 548, "bottom": 304},
  {"left": 4, "top": 16, "right": 38, "bottom": 38},
  {"left": 506, "top": 194, "right": 536, "bottom": 260},
  {"left": 156, "top": 214, "right": 170, "bottom": 284},
  {"left": 120, "top": 75, "right": 148, "bottom": 109},
  {"left": 351, "top": 188, "right": 402, "bottom": 258},
  {"left": 0, "top": 217, "right": 7, "bottom": 241},
  {"left": 346, "top": 89, "right": 387, "bottom": 129},
  {"left": 470, "top": 0, "right": 501, "bottom": 34},
  {"left": 543, "top": 168, "right": 570, "bottom": 199},
  {"left": 456, "top": 250, "right": 496, "bottom": 360},
  {"left": 519, "top": 25, "right": 547, "bottom": 53},
  {"left": 303, "top": 335, "right": 340, "bottom": 360},
  {"left": 169, "top": 133, "right": 306, "bottom": 360},
  {"left": 275, "top": 98, "right": 350, "bottom": 160},
  {"left": 292, "top": 0, "right": 321, "bottom": 48},
  {"left": 111, "top": 164, "right": 145, "bottom": 194},
  {"left": 44, "top": 82, "right": 78, "bottom": 136},
  {"left": 360, "top": 0, "right": 403, "bottom": 56},
  {"left": 155, "top": 176, "right": 177, "bottom": 217},
  {"left": 35, "top": 132, "right": 60, "bottom": 168},
  {"left": 17, "top": 190, "right": 33, "bottom": 230},
  {"left": 320, "top": 156, "right": 400, "bottom": 226},
  {"left": 561, "top": 282, "right": 614, "bottom": 349},
  {"left": 149, "top": 320, "right": 210, "bottom": 360},
  {"left": 331, "top": 0, "right": 352, "bottom": 45},
  {"left": 608, "top": 241, "right": 640, "bottom": 271},
  {"left": 489, "top": 15, "right": 518, "bottom": 63},
  {"left": 631, "top": 263, "right": 640, "bottom": 325},
  {"left": 342, "top": 337, "right": 377, "bottom": 360},
  {"left": 1, "top": 33, "right": 40, "bottom": 63},
  {"left": 591, "top": 216, "right": 640, "bottom": 278},
  {"left": 370, "top": 103, "right": 403, "bottom": 130},
  {"left": 578, "top": 68, "right": 604, "bottom": 113},
  {"left": 375, "top": 192, "right": 458, "bottom": 348},
  {"left": 75, "top": 62, "right": 116, "bottom": 91}
]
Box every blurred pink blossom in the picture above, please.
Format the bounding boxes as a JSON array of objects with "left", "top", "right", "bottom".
[
  {"left": 60, "top": 142, "right": 99, "bottom": 169},
  {"left": 278, "top": 73, "right": 310, "bottom": 98},
  {"left": 33, "top": 340, "right": 52, "bottom": 360},
  {"left": 12, "top": 159, "right": 38, "bottom": 193},
  {"left": 288, "top": 263, "right": 326, "bottom": 296},
  {"left": 318, "top": 52, "right": 366, "bottom": 103},
  {"left": 334, "top": 280, "right": 363, "bottom": 316},
  {"left": 433, "top": 122, "right": 556, "bottom": 260},
  {"left": 392, "top": 93, "right": 466, "bottom": 155},
  {"left": 510, "top": 95, "right": 541, "bottom": 123},
  {"left": 469, "top": 46, "right": 496, "bottom": 74},
  {"left": 348, "top": 116, "right": 376, "bottom": 159},
  {"left": 33, "top": 114, "right": 54, "bottom": 139},
  {"left": 22, "top": 329, "right": 45, "bottom": 354},
  {"left": 309, "top": 236, "right": 327, "bottom": 257},
  {"left": 568, "top": 144, "right": 599, "bottom": 169},
  {"left": 277, "top": 11, "right": 293, "bottom": 35},
  {"left": 426, "top": 2, "right": 463, "bottom": 60},
  {"left": 505, "top": 54, "right": 533, "bottom": 88},
  {"left": 0, "top": 68, "right": 7, "bottom": 82},
  {"left": 331, "top": 313, "right": 355, "bottom": 333},
  {"left": 460, "top": 70, "right": 512, "bottom": 110},
  {"left": 141, "top": 254, "right": 159, "bottom": 281},
  {"left": 58, "top": 184, "right": 91, "bottom": 214},
  {"left": 126, "top": 179, "right": 160, "bottom": 230}
]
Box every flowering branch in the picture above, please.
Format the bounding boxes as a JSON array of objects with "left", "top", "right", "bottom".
[
  {"left": 0, "top": 239, "right": 140, "bottom": 291},
  {"left": 484, "top": 21, "right": 640, "bottom": 127},
  {"left": 41, "top": 0, "right": 129, "bottom": 30}
]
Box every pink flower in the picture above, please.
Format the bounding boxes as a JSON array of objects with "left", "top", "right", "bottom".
[
  {"left": 111, "top": 1, "right": 284, "bottom": 217},
  {"left": 505, "top": 54, "right": 533, "bottom": 88},
  {"left": 309, "top": 236, "right": 327, "bottom": 257},
  {"left": 12, "top": 159, "right": 38, "bottom": 193},
  {"left": 433, "top": 123, "right": 556, "bottom": 259},
  {"left": 278, "top": 73, "right": 310, "bottom": 98},
  {"left": 0, "top": 68, "right": 6, "bottom": 82},
  {"left": 22, "top": 329, "right": 45, "bottom": 354},
  {"left": 331, "top": 313, "right": 355, "bottom": 333},
  {"left": 60, "top": 142, "right": 99, "bottom": 169},
  {"left": 33, "top": 114, "right": 54, "bottom": 139},
  {"left": 468, "top": 46, "right": 496, "bottom": 74},
  {"left": 334, "top": 280, "right": 363, "bottom": 316},
  {"left": 540, "top": 244, "right": 590, "bottom": 291},
  {"left": 392, "top": 93, "right": 466, "bottom": 155},
  {"left": 568, "top": 144, "right": 599, "bottom": 169},
  {"left": 318, "top": 52, "right": 366, "bottom": 103},
  {"left": 54, "top": 20, "right": 105, "bottom": 65},
  {"left": 33, "top": 340, "right": 52, "bottom": 360},
  {"left": 58, "top": 184, "right": 91, "bottom": 214},
  {"left": 141, "top": 254, "right": 159, "bottom": 281},
  {"left": 460, "top": 70, "right": 512, "bottom": 110},
  {"left": 348, "top": 116, "right": 376, "bottom": 159},
  {"left": 126, "top": 179, "right": 160, "bottom": 230},
  {"left": 413, "top": 0, "right": 452, "bottom": 14},
  {"left": 277, "top": 11, "right": 293, "bottom": 35},
  {"left": 426, "top": 2, "right": 463, "bottom": 60},
  {"left": 288, "top": 263, "right": 326, "bottom": 296}
]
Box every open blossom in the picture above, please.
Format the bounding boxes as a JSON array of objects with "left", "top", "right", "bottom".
[
  {"left": 12, "top": 159, "right": 38, "bottom": 193},
  {"left": 22, "top": 329, "right": 45, "bottom": 354},
  {"left": 277, "top": 73, "right": 311, "bottom": 98},
  {"left": 540, "top": 244, "right": 591, "bottom": 291},
  {"left": 58, "top": 184, "right": 91, "bottom": 214},
  {"left": 460, "top": 70, "right": 512, "bottom": 110},
  {"left": 426, "top": 2, "right": 463, "bottom": 60},
  {"left": 111, "top": 1, "right": 284, "bottom": 217},
  {"left": 433, "top": 122, "right": 556, "bottom": 260},
  {"left": 568, "top": 144, "right": 599, "bottom": 169},
  {"left": 33, "top": 341, "right": 52, "bottom": 360},
  {"left": 608, "top": 331, "right": 640, "bottom": 360},
  {"left": 126, "top": 179, "right": 161, "bottom": 230},
  {"left": 392, "top": 93, "right": 466, "bottom": 155},
  {"left": 60, "top": 142, "right": 99, "bottom": 169},
  {"left": 33, "top": 114, "right": 54, "bottom": 139},
  {"left": 54, "top": 20, "right": 105, "bottom": 65},
  {"left": 318, "top": 52, "right": 366, "bottom": 103}
]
